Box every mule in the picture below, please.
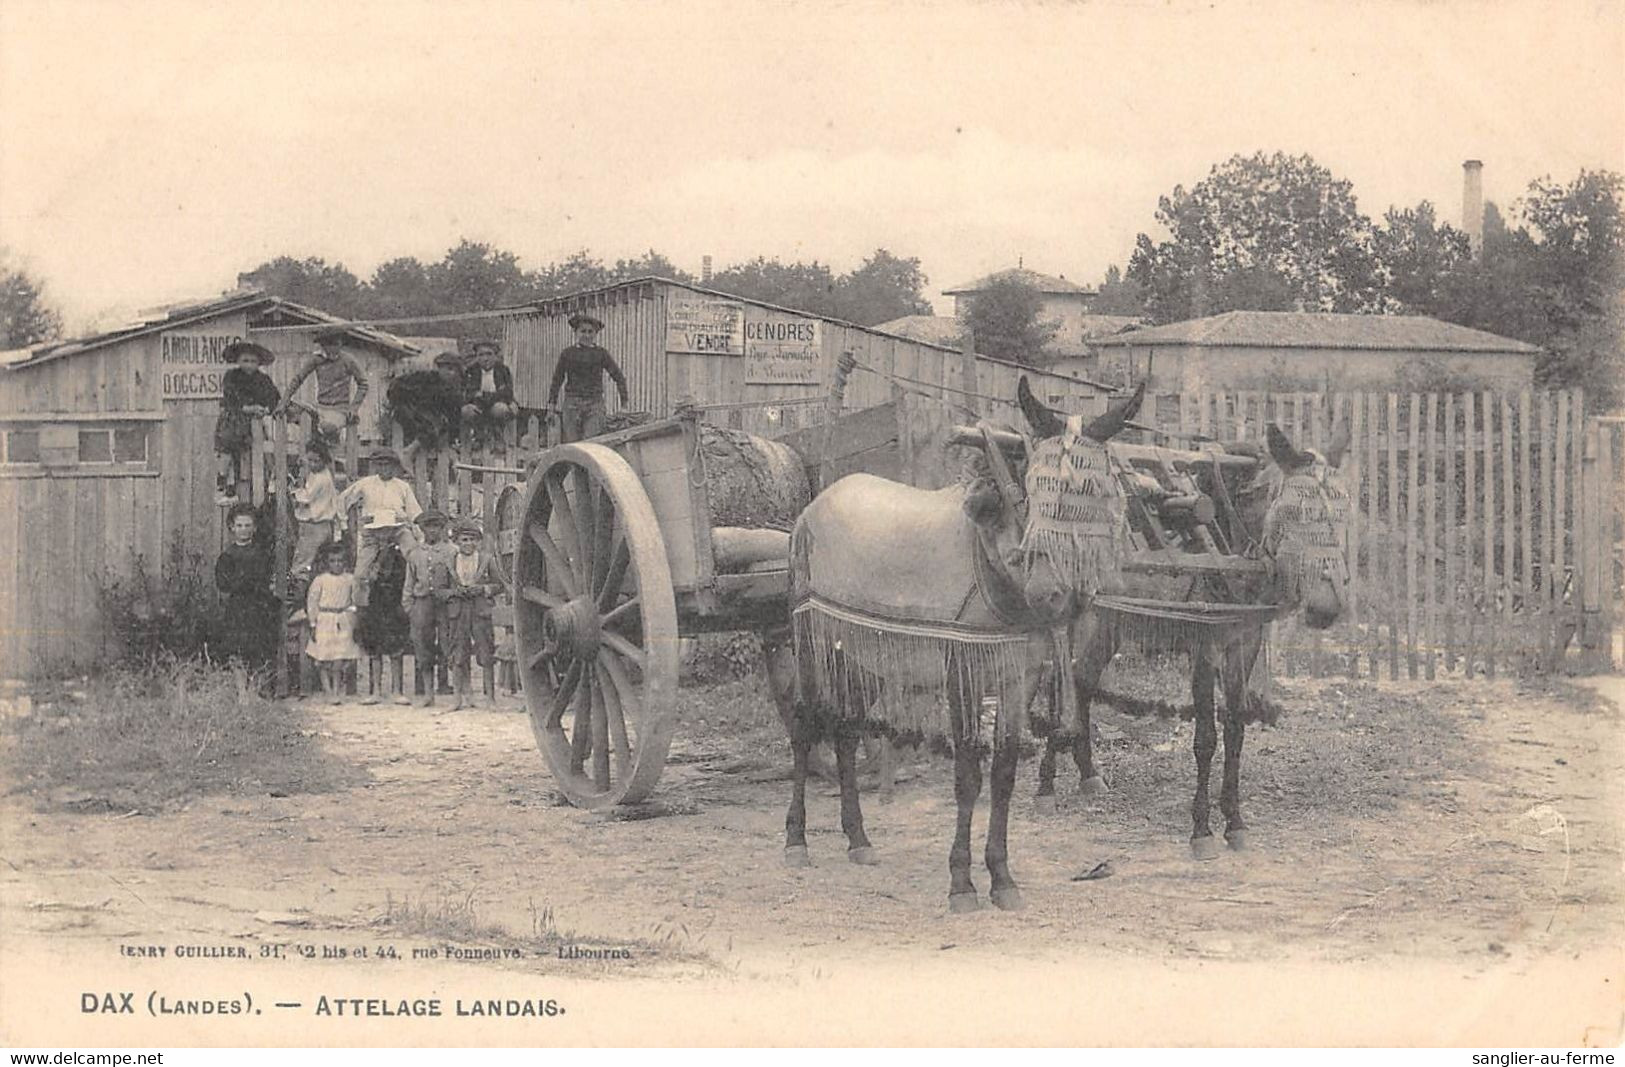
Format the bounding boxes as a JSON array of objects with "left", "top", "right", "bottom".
[
  {"left": 1018, "top": 384, "right": 1353, "bottom": 859},
  {"left": 773, "top": 383, "right": 1144, "bottom": 912}
]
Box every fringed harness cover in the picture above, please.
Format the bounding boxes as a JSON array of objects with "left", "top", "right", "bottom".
[
  {"left": 1020, "top": 417, "right": 1129, "bottom": 597},
  {"left": 1261, "top": 458, "right": 1352, "bottom": 609}
]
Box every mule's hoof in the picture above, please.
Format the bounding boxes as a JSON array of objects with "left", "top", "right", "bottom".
[
  {"left": 948, "top": 892, "right": 982, "bottom": 914},
  {"left": 1080, "top": 775, "right": 1109, "bottom": 797},
  {"left": 990, "top": 886, "right": 1025, "bottom": 911},
  {"left": 1225, "top": 829, "right": 1249, "bottom": 851},
  {"left": 1190, "top": 835, "right": 1221, "bottom": 861},
  {"left": 1034, "top": 794, "right": 1058, "bottom": 816},
  {"left": 783, "top": 845, "right": 812, "bottom": 868},
  {"left": 847, "top": 845, "right": 880, "bottom": 866}
]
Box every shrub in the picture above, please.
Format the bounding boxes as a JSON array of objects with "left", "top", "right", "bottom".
[{"left": 98, "top": 538, "right": 216, "bottom": 664}]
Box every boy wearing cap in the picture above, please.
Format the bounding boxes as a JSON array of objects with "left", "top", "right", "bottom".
[
  {"left": 279, "top": 328, "right": 369, "bottom": 446},
  {"left": 460, "top": 339, "right": 516, "bottom": 451},
  {"left": 546, "top": 313, "right": 628, "bottom": 442},
  {"left": 339, "top": 446, "right": 422, "bottom": 607},
  {"left": 437, "top": 518, "right": 502, "bottom": 709},
  {"left": 214, "top": 340, "right": 281, "bottom": 505},
  {"left": 401, "top": 508, "right": 457, "bottom": 706}
]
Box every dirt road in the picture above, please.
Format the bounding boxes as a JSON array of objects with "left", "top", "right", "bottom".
[{"left": 3, "top": 673, "right": 1622, "bottom": 1045}]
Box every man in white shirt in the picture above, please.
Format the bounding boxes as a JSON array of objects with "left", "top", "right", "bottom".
[{"left": 340, "top": 446, "right": 422, "bottom": 606}]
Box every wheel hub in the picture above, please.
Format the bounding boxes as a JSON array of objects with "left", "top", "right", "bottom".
[{"left": 545, "top": 596, "right": 602, "bottom": 659}]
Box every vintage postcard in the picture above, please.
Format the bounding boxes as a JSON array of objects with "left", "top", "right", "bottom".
[{"left": 0, "top": 0, "right": 1621, "bottom": 1050}]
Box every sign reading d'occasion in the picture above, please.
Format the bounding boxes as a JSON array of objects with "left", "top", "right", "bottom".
[
  {"left": 744, "top": 316, "right": 822, "bottom": 385},
  {"left": 666, "top": 297, "right": 745, "bottom": 355},
  {"left": 161, "top": 331, "right": 239, "bottom": 399}
]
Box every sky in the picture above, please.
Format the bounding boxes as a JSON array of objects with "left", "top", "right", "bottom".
[{"left": 1, "top": 0, "right": 1621, "bottom": 331}]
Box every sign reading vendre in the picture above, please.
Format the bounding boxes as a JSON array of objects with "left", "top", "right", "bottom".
[{"left": 665, "top": 296, "right": 745, "bottom": 355}]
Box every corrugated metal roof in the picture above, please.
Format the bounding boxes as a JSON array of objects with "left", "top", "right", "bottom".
[
  {"left": 4, "top": 289, "right": 419, "bottom": 372},
  {"left": 943, "top": 267, "right": 1094, "bottom": 297},
  {"left": 1089, "top": 310, "right": 1541, "bottom": 354}
]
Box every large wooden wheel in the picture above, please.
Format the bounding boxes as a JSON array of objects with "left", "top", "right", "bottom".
[{"left": 512, "top": 443, "right": 679, "bottom": 809}]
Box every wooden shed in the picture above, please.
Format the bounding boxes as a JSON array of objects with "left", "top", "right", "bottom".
[
  {"left": 0, "top": 288, "right": 417, "bottom": 677},
  {"left": 500, "top": 277, "right": 1116, "bottom": 437}
]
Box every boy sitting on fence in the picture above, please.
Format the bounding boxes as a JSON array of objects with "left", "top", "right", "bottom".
[
  {"left": 214, "top": 341, "right": 281, "bottom": 506},
  {"left": 279, "top": 328, "right": 369, "bottom": 448},
  {"left": 461, "top": 339, "right": 516, "bottom": 452},
  {"left": 437, "top": 518, "right": 502, "bottom": 710}
]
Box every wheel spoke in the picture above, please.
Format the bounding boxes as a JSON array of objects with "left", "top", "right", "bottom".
[
  {"left": 545, "top": 660, "right": 583, "bottom": 728},
  {"left": 569, "top": 673, "right": 592, "bottom": 773},
  {"left": 520, "top": 584, "right": 566, "bottom": 610},
  {"left": 544, "top": 475, "right": 587, "bottom": 588},
  {"left": 601, "top": 630, "right": 647, "bottom": 670},
  {"left": 591, "top": 483, "right": 616, "bottom": 598},
  {"left": 597, "top": 652, "right": 635, "bottom": 773},
  {"left": 528, "top": 522, "right": 578, "bottom": 597},
  {"left": 570, "top": 466, "right": 597, "bottom": 587},
  {"left": 600, "top": 595, "right": 640, "bottom": 630},
  {"left": 590, "top": 673, "right": 611, "bottom": 790},
  {"left": 596, "top": 536, "right": 631, "bottom": 611}
]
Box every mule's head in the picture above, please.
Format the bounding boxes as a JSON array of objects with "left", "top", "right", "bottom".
[
  {"left": 1241, "top": 424, "right": 1353, "bottom": 630},
  {"left": 1012, "top": 377, "right": 1145, "bottom": 621}
]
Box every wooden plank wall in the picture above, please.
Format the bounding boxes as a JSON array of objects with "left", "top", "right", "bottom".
[{"left": 1125, "top": 388, "right": 1620, "bottom": 680}]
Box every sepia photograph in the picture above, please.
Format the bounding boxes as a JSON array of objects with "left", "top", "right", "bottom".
[{"left": 0, "top": 0, "right": 1621, "bottom": 1051}]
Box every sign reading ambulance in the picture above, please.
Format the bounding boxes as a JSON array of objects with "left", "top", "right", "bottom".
[
  {"left": 665, "top": 297, "right": 745, "bottom": 355},
  {"left": 744, "top": 316, "right": 822, "bottom": 385},
  {"left": 161, "top": 331, "right": 239, "bottom": 399}
]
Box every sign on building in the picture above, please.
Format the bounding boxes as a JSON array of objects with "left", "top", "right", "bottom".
[
  {"left": 161, "top": 331, "right": 238, "bottom": 399},
  {"left": 744, "top": 316, "right": 822, "bottom": 385},
  {"left": 666, "top": 297, "right": 744, "bottom": 355}
]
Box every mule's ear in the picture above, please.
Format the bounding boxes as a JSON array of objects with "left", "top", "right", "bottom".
[
  {"left": 1082, "top": 382, "right": 1145, "bottom": 442},
  {"left": 1323, "top": 423, "right": 1352, "bottom": 468},
  {"left": 1017, "top": 376, "right": 1064, "bottom": 439},
  {"left": 1266, "top": 424, "right": 1314, "bottom": 470}
]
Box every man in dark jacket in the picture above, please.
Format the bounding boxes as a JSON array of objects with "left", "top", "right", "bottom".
[
  {"left": 461, "top": 339, "right": 516, "bottom": 451},
  {"left": 546, "top": 313, "right": 629, "bottom": 442}
]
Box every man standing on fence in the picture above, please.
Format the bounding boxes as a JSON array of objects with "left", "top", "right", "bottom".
[
  {"left": 279, "top": 328, "right": 369, "bottom": 447},
  {"left": 546, "top": 312, "right": 629, "bottom": 443},
  {"left": 340, "top": 446, "right": 422, "bottom": 608}
]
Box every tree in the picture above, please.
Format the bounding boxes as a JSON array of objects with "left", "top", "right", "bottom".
[
  {"left": 707, "top": 258, "right": 839, "bottom": 317},
  {"left": 0, "top": 254, "right": 62, "bottom": 348},
  {"left": 237, "top": 256, "right": 365, "bottom": 318},
  {"left": 961, "top": 276, "right": 1057, "bottom": 365},
  {"left": 426, "top": 240, "right": 533, "bottom": 313},
  {"left": 364, "top": 256, "right": 437, "bottom": 320},
  {"left": 832, "top": 248, "right": 933, "bottom": 325},
  {"left": 1127, "top": 151, "right": 1383, "bottom": 323},
  {"left": 1371, "top": 201, "right": 1472, "bottom": 314},
  {"left": 1091, "top": 264, "right": 1147, "bottom": 316},
  {"left": 608, "top": 250, "right": 694, "bottom": 285}
]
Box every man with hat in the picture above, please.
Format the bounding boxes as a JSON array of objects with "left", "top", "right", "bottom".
[
  {"left": 279, "top": 327, "right": 370, "bottom": 446},
  {"left": 546, "top": 312, "right": 629, "bottom": 442},
  {"left": 214, "top": 340, "right": 280, "bottom": 504},
  {"left": 460, "top": 338, "right": 516, "bottom": 451},
  {"left": 437, "top": 516, "right": 502, "bottom": 708},
  {"left": 338, "top": 445, "right": 422, "bottom": 607},
  {"left": 400, "top": 507, "right": 457, "bottom": 706}
]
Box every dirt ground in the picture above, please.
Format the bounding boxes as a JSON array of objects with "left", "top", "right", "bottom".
[{"left": 3, "top": 667, "right": 1623, "bottom": 1045}]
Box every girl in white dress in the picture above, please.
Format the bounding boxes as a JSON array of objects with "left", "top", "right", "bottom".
[{"left": 306, "top": 543, "right": 361, "bottom": 704}]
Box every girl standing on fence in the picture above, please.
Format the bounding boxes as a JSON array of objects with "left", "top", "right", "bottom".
[
  {"left": 214, "top": 341, "right": 281, "bottom": 506},
  {"left": 306, "top": 542, "right": 361, "bottom": 705}
]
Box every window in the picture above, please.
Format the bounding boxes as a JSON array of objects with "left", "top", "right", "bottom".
[{"left": 1, "top": 420, "right": 155, "bottom": 476}]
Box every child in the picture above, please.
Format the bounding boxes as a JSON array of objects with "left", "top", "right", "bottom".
[
  {"left": 291, "top": 441, "right": 345, "bottom": 583},
  {"left": 278, "top": 328, "right": 369, "bottom": 448},
  {"left": 401, "top": 509, "right": 457, "bottom": 707},
  {"left": 546, "top": 313, "right": 627, "bottom": 443},
  {"left": 355, "top": 543, "right": 412, "bottom": 706},
  {"left": 213, "top": 502, "right": 279, "bottom": 673},
  {"left": 306, "top": 542, "right": 361, "bottom": 705},
  {"left": 215, "top": 341, "right": 281, "bottom": 506},
  {"left": 437, "top": 518, "right": 502, "bottom": 710},
  {"left": 460, "top": 339, "right": 516, "bottom": 451},
  {"left": 338, "top": 446, "right": 422, "bottom": 607}
]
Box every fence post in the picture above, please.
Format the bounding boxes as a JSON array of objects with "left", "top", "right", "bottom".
[{"left": 272, "top": 414, "right": 291, "bottom": 699}]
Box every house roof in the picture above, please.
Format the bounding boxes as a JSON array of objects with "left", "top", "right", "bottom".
[
  {"left": 2, "top": 288, "right": 419, "bottom": 371},
  {"left": 874, "top": 314, "right": 963, "bottom": 346},
  {"left": 1078, "top": 314, "right": 1145, "bottom": 340},
  {"left": 1088, "top": 310, "right": 1541, "bottom": 354},
  {"left": 943, "top": 267, "right": 1095, "bottom": 297}
]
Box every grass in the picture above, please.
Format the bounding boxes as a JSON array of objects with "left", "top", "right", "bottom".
[{"left": 0, "top": 656, "right": 365, "bottom": 814}]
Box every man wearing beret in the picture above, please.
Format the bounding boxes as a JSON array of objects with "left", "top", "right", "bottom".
[
  {"left": 279, "top": 327, "right": 370, "bottom": 446},
  {"left": 546, "top": 312, "right": 629, "bottom": 442},
  {"left": 460, "top": 338, "right": 517, "bottom": 452}
]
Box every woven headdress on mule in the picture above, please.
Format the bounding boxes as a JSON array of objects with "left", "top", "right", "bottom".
[{"left": 1020, "top": 416, "right": 1128, "bottom": 597}]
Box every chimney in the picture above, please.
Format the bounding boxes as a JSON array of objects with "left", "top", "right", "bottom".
[
  {"left": 1462, "top": 160, "right": 1484, "bottom": 256},
  {"left": 701, "top": 255, "right": 713, "bottom": 284}
]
